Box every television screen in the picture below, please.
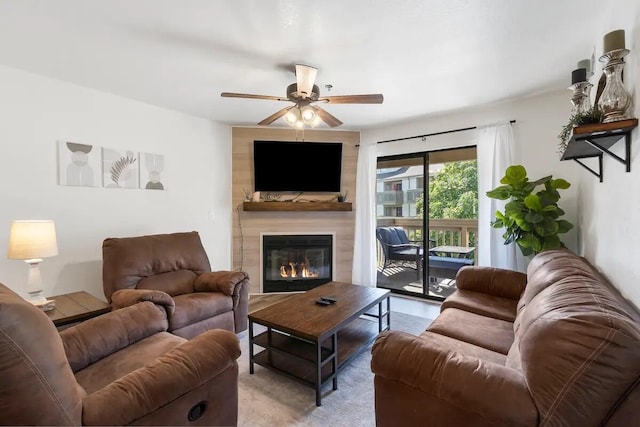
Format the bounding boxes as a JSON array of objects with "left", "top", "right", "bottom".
[{"left": 253, "top": 141, "right": 342, "bottom": 192}]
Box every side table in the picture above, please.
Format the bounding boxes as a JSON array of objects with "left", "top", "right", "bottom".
[{"left": 46, "top": 291, "right": 111, "bottom": 328}]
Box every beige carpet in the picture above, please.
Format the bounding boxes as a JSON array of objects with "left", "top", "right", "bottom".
[{"left": 237, "top": 312, "right": 432, "bottom": 427}]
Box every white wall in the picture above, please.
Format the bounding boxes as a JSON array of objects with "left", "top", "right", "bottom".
[
  {"left": 0, "top": 65, "right": 231, "bottom": 301},
  {"left": 578, "top": 0, "right": 640, "bottom": 305},
  {"left": 363, "top": 0, "right": 640, "bottom": 306},
  {"left": 363, "top": 88, "right": 580, "bottom": 257}
]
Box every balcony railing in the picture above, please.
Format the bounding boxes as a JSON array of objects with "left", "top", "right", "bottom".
[
  {"left": 376, "top": 189, "right": 424, "bottom": 205},
  {"left": 376, "top": 217, "right": 478, "bottom": 264},
  {"left": 403, "top": 189, "right": 423, "bottom": 203},
  {"left": 376, "top": 191, "right": 404, "bottom": 205}
]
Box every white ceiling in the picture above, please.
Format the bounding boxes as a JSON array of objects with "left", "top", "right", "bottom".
[{"left": 0, "top": 0, "right": 608, "bottom": 129}]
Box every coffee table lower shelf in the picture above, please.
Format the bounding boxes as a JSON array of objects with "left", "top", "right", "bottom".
[
  {"left": 251, "top": 316, "right": 387, "bottom": 404},
  {"left": 248, "top": 283, "right": 390, "bottom": 406}
]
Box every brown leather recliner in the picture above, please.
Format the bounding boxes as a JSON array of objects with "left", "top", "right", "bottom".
[
  {"left": 0, "top": 283, "right": 240, "bottom": 426},
  {"left": 102, "top": 231, "right": 250, "bottom": 339}
]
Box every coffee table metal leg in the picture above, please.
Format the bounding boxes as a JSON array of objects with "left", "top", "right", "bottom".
[
  {"left": 332, "top": 333, "right": 338, "bottom": 390},
  {"left": 249, "top": 319, "right": 254, "bottom": 375},
  {"left": 267, "top": 326, "right": 273, "bottom": 365},
  {"left": 387, "top": 296, "right": 391, "bottom": 329},
  {"left": 315, "top": 340, "right": 322, "bottom": 406}
]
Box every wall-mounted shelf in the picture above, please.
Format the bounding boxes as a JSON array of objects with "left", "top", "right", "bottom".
[
  {"left": 243, "top": 201, "right": 352, "bottom": 212},
  {"left": 561, "top": 118, "right": 637, "bottom": 182}
]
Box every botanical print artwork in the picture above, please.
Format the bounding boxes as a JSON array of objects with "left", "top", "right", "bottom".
[
  {"left": 102, "top": 148, "right": 139, "bottom": 189},
  {"left": 142, "top": 153, "right": 165, "bottom": 190},
  {"left": 57, "top": 141, "right": 100, "bottom": 187}
]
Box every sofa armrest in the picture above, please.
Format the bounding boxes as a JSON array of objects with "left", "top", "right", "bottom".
[
  {"left": 455, "top": 266, "right": 527, "bottom": 300},
  {"left": 111, "top": 288, "right": 175, "bottom": 316},
  {"left": 194, "top": 271, "right": 249, "bottom": 298},
  {"left": 60, "top": 301, "right": 169, "bottom": 372},
  {"left": 194, "top": 271, "right": 250, "bottom": 333},
  {"left": 371, "top": 331, "right": 537, "bottom": 426},
  {"left": 81, "top": 329, "right": 241, "bottom": 426}
]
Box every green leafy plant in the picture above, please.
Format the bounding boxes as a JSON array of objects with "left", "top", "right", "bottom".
[
  {"left": 558, "top": 107, "right": 603, "bottom": 153},
  {"left": 486, "top": 165, "right": 573, "bottom": 256}
]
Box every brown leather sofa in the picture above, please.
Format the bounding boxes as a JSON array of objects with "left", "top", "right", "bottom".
[
  {"left": 103, "top": 231, "right": 250, "bottom": 339},
  {"left": 371, "top": 249, "right": 640, "bottom": 426},
  {"left": 0, "top": 283, "right": 240, "bottom": 426}
]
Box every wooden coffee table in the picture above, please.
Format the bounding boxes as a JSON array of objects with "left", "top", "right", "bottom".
[{"left": 248, "top": 282, "right": 390, "bottom": 406}]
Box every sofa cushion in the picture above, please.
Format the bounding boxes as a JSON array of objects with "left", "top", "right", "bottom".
[
  {"left": 505, "top": 336, "right": 523, "bottom": 371},
  {"left": 428, "top": 308, "right": 514, "bottom": 355},
  {"left": 102, "top": 231, "right": 211, "bottom": 301},
  {"left": 137, "top": 269, "right": 197, "bottom": 296},
  {"left": 441, "top": 289, "right": 518, "bottom": 322},
  {"left": 171, "top": 312, "right": 236, "bottom": 340},
  {"left": 74, "top": 332, "right": 185, "bottom": 394},
  {"left": 521, "top": 249, "right": 595, "bottom": 307},
  {"left": 169, "top": 293, "right": 233, "bottom": 331},
  {"left": 517, "top": 252, "right": 640, "bottom": 426},
  {"left": 418, "top": 331, "right": 507, "bottom": 365},
  {"left": 61, "top": 301, "right": 168, "bottom": 373}
]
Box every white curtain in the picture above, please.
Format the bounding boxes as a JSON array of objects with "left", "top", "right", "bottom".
[
  {"left": 476, "top": 123, "right": 523, "bottom": 271},
  {"left": 352, "top": 139, "right": 377, "bottom": 286}
]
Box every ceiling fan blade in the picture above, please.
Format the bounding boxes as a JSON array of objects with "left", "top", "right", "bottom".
[
  {"left": 258, "top": 106, "right": 294, "bottom": 126},
  {"left": 314, "top": 107, "right": 343, "bottom": 128},
  {"left": 319, "top": 94, "right": 384, "bottom": 104},
  {"left": 221, "top": 92, "right": 288, "bottom": 101},
  {"left": 295, "top": 64, "right": 318, "bottom": 98}
]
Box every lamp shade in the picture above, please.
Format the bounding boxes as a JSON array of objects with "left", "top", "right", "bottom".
[{"left": 8, "top": 220, "right": 58, "bottom": 260}]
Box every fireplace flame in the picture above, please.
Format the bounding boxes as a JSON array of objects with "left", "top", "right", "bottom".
[{"left": 279, "top": 257, "right": 319, "bottom": 278}]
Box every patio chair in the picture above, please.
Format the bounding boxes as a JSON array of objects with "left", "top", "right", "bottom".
[{"left": 376, "top": 227, "right": 423, "bottom": 279}]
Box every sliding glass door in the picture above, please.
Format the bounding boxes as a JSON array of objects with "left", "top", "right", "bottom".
[
  {"left": 375, "top": 147, "right": 478, "bottom": 301},
  {"left": 375, "top": 153, "right": 427, "bottom": 296}
]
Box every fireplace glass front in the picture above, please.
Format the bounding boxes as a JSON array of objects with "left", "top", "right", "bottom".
[{"left": 262, "top": 234, "right": 333, "bottom": 293}]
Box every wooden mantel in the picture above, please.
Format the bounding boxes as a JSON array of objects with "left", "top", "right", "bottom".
[{"left": 243, "top": 201, "right": 352, "bottom": 212}]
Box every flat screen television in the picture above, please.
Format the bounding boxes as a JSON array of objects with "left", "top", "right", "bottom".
[{"left": 253, "top": 140, "right": 342, "bottom": 192}]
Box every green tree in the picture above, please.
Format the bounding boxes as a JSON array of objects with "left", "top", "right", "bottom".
[{"left": 416, "top": 160, "right": 478, "bottom": 219}]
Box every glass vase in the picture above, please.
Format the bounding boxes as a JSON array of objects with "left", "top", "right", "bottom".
[
  {"left": 569, "top": 81, "right": 593, "bottom": 116},
  {"left": 598, "top": 49, "right": 632, "bottom": 123}
]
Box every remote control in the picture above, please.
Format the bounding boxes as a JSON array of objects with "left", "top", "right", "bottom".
[
  {"left": 321, "top": 297, "right": 337, "bottom": 303},
  {"left": 315, "top": 299, "right": 331, "bottom": 306}
]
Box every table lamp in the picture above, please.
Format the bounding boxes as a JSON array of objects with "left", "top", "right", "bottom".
[{"left": 7, "top": 220, "right": 58, "bottom": 310}]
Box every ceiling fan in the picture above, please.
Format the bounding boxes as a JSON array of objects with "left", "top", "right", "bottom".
[{"left": 220, "top": 64, "right": 383, "bottom": 128}]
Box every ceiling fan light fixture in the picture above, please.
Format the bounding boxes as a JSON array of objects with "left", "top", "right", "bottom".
[
  {"left": 300, "top": 105, "right": 315, "bottom": 122},
  {"left": 309, "top": 114, "right": 323, "bottom": 128},
  {"left": 284, "top": 108, "right": 300, "bottom": 125}
]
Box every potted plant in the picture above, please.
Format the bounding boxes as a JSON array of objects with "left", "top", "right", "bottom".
[
  {"left": 557, "top": 106, "right": 603, "bottom": 153},
  {"left": 486, "top": 165, "right": 573, "bottom": 256}
]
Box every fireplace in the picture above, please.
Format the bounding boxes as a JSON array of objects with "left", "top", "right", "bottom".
[{"left": 261, "top": 234, "right": 333, "bottom": 293}]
